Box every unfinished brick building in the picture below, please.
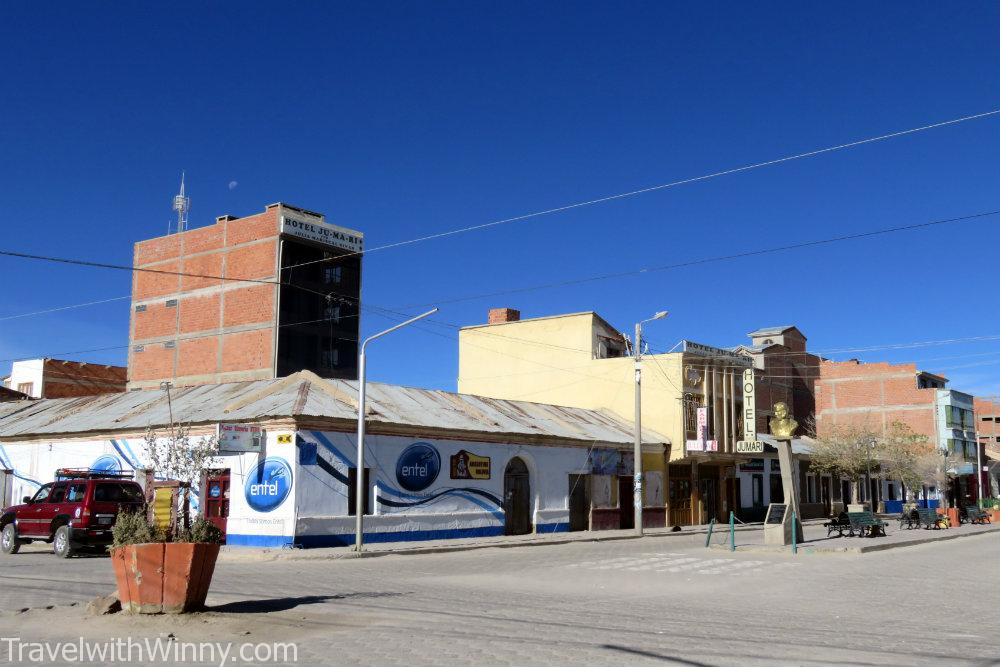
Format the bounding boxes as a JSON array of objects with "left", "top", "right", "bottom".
[{"left": 128, "top": 203, "right": 363, "bottom": 389}]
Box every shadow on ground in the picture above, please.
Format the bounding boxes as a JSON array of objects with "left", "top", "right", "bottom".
[{"left": 208, "top": 592, "right": 408, "bottom": 614}]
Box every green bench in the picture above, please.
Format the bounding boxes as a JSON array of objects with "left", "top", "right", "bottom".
[
  {"left": 964, "top": 506, "right": 992, "bottom": 525},
  {"left": 915, "top": 508, "right": 942, "bottom": 529},
  {"left": 897, "top": 509, "right": 919, "bottom": 530},
  {"left": 824, "top": 513, "right": 852, "bottom": 537},
  {"left": 846, "top": 511, "right": 888, "bottom": 537}
]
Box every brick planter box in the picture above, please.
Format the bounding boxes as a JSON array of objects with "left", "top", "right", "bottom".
[{"left": 111, "top": 542, "right": 219, "bottom": 614}]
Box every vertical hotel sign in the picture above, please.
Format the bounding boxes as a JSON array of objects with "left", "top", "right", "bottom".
[{"left": 736, "top": 368, "right": 765, "bottom": 454}]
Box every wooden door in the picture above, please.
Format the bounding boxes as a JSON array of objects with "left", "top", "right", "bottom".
[
  {"left": 568, "top": 474, "right": 590, "bottom": 532},
  {"left": 618, "top": 476, "right": 634, "bottom": 529},
  {"left": 203, "top": 470, "right": 230, "bottom": 538},
  {"left": 504, "top": 458, "right": 531, "bottom": 535}
]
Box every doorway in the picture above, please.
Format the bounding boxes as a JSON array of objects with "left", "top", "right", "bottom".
[
  {"left": 568, "top": 474, "right": 590, "bottom": 532},
  {"left": 618, "top": 476, "right": 634, "bottom": 529},
  {"left": 203, "top": 470, "right": 230, "bottom": 538},
  {"left": 700, "top": 477, "right": 718, "bottom": 524},
  {"left": 841, "top": 480, "right": 851, "bottom": 505},
  {"left": 821, "top": 477, "right": 831, "bottom": 515},
  {"left": 504, "top": 458, "right": 531, "bottom": 535}
]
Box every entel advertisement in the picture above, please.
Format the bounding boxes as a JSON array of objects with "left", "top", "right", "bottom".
[{"left": 224, "top": 433, "right": 298, "bottom": 548}]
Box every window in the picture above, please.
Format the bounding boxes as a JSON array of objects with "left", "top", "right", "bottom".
[
  {"left": 134, "top": 304, "right": 146, "bottom": 313},
  {"left": 321, "top": 348, "right": 340, "bottom": 369},
  {"left": 807, "top": 476, "right": 816, "bottom": 503},
  {"left": 133, "top": 345, "right": 144, "bottom": 353},
  {"left": 323, "top": 304, "right": 341, "bottom": 323},
  {"left": 752, "top": 475, "right": 763, "bottom": 507},
  {"left": 16, "top": 382, "right": 33, "bottom": 396},
  {"left": 323, "top": 266, "right": 342, "bottom": 285},
  {"left": 48, "top": 484, "right": 67, "bottom": 503},
  {"left": 946, "top": 406, "right": 974, "bottom": 430},
  {"left": 165, "top": 299, "right": 178, "bottom": 308},
  {"left": 31, "top": 484, "right": 52, "bottom": 503},
  {"left": 347, "top": 468, "right": 371, "bottom": 516},
  {"left": 94, "top": 483, "right": 143, "bottom": 503},
  {"left": 163, "top": 341, "right": 176, "bottom": 349},
  {"left": 66, "top": 484, "right": 87, "bottom": 502}
]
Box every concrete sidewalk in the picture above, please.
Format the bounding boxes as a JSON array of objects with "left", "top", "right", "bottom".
[
  {"left": 711, "top": 519, "right": 999, "bottom": 554},
  {"left": 219, "top": 518, "right": 829, "bottom": 562}
]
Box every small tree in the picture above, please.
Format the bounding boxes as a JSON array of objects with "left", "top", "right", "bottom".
[
  {"left": 880, "top": 420, "right": 934, "bottom": 503},
  {"left": 808, "top": 421, "right": 879, "bottom": 501},
  {"left": 144, "top": 425, "right": 219, "bottom": 531}
]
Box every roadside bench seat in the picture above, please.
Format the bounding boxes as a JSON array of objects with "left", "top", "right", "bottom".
[
  {"left": 964, "top": 506, "right": 991, "bottom": 525},
  {"left": 847, "top": 511, "right": 888, "bottom": 537},
  {"left": 916, "top": 508, "right": 943, "bottom": 529}
]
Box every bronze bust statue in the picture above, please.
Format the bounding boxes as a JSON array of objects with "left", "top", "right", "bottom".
[{"left": 769, "top": 401, "right": 798, "bottom": 439}]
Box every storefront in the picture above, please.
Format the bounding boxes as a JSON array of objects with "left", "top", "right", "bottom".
[{"left": 0, "top": 372, "right": 665, "bottom": 548}]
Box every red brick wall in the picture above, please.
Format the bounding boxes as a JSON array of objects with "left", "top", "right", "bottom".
[
  {"left": 129, "top": 206, "right": 282, "bottom": 388},
  {"left": 221, "top": 329, "right": 273, "bottom": 373},
  {"left": 223, "top": 285, "right": 275, "bottom": 328},
  {"left": 815, "top": 360, "right": 938, "bottom": 440}
]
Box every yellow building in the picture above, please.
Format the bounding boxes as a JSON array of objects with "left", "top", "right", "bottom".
[{"left": 458, "top": 308, "right": 753, "bottom": 527}]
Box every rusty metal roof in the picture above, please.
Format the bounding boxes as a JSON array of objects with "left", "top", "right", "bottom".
[{"left": 0, "top": 371, "right": 667, "bottom": 447}]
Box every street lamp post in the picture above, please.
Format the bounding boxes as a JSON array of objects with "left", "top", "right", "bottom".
[
  {"left": 355, "top": 308, "right": 438, "bottom": 553},
  {"left": 633, "top": 310, "right": 668, "bottom": 536}
]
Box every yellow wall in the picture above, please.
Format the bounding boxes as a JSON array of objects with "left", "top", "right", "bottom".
[{"left": 458, "top": 313, "right": 688, "bottom": 466}]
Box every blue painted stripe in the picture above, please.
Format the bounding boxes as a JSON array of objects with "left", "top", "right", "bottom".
[
  {"left": 295, "top": 525, "right": 506, "bottom": 548},
  {"left": 308, "top": 431, "right": 354, "bottom": 468},
  {"left": 0, "top": 445, "right": 41, "bottom": 488},
  {"left": 109, "top": 440, "right": 138, "bottom": 470},
  {"left": 536, "top": 522, "right": 570, "bottom": 534},
  {"left": 225, "top": 534, "right": 296, "bottom": 548},
  {"left": 117, "top": 439, "right": 143, "bottom": 468}
]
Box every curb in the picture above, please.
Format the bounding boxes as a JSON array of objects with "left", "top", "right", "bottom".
[
  {"left": 709, "top": 525, "right": 999, "bottom": 555},
  {"left": 218, "top": 519, "right": 830, "bottom": 563}
]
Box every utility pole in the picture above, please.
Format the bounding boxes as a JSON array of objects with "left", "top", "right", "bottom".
[
  {"left": 633, "top": 310, "right": 668, "bottom": 536},
  {"left": 355, "top": 308, "right": 438, "bottom": 553},
  {"left": 160, "top": 381, "right": 175, "bottom": 442}
]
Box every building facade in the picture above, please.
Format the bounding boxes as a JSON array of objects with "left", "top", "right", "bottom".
[
  {"left": 814, "top": 359, "right": 977, "bottom": 508},
  {"left": 457, "top": 308, "right": 838, "bottom": 525},
  {"left": 0, "top": 372, "right": 665, "bottom": 547},
  {"left": 128, "top": 203, "right": 363, "bottom": 389},
  {"left": 974, "top": 396, "right": 1000, "bottom": 498},
  {"left": 2, "top": 359, "right": 126, "bottom": 399}
]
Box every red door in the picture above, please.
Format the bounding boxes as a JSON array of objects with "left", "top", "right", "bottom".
[{"left": 203, "top": 471, "right": 230, "bottom": 538}]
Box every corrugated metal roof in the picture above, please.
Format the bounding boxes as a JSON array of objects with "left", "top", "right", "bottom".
[
  {"left": 0, "top": 371, "right": 667, "bottom": 447},
  {"left": 746, "top": 325, "right": 798, "bottom": 337}
]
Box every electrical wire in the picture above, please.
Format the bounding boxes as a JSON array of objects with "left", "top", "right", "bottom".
[{"left": 278, "top": 107, "right": 1000, "bottom": 270}]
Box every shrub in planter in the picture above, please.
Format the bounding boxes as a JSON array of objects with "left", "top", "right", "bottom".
[
  {"left": 108, "top": 426, "right": 224, "bottom": 614},
  {"left": 111, "top": 511, "right": 223, "bottom": 614}
]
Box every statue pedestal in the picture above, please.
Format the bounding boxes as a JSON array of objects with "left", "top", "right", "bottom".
[{"left": 763, "top": 438, "right": 803, "bottom": 545}]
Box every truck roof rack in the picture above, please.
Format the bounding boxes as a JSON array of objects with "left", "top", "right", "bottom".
[{"left": 55, "top": 468, "right": 134, "bottom": 480}]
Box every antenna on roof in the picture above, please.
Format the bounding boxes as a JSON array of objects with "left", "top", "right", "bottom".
[{"left": 172, "top": 171, "right": 190, "bottom": 233}]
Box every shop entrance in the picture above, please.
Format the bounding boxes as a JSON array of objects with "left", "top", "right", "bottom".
[
  {"left": 618, "top": 476, "right": 634, "bottom": 529},
  {"left": 700, "top": 477, "right": 718, "bottom": 524},
  {"left": 203, "top": 470, "right": 230, "bottom": 538},
  {"left": 504, "top": 458, "right": 531, "bottom": 535},
  {"left": 668, "top": 465, "right": 691, "bottom": 527},
  {"left": 568, "top": 474, "right": 590, "bottom": 531}
]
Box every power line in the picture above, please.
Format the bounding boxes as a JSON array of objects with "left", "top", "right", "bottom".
[
  {"left": 0, "top": 296, "right": 132, "bottom": 322},
  {"left": 279, "top": 106, "right": 1000, "bottom": 269},
  {"left": 392, "top": 207, "right": 1000, "bottom": 309}
]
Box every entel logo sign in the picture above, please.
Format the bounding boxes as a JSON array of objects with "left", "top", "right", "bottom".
[
  {"left": 395, "top": 443, "right": 441, "bottom": 492},
  {"left": 244, "top": 457, "right": 293, "bottom": 512}
]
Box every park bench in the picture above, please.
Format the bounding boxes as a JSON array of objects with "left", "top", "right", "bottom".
[
  {"left": 846, "top": 511, "right": 888, "bottom": 537},
  {"left": 824, "top": 512, "right": 852, "bottom": 537},
  {"left": 897, "top": 509, "right": 919, "bottom": 530},
  {"left": 964, "top": 506, "right": 991, "bottom": 525},
  {"left": 915, "top": 508, "right": 943, "bottom": 529}
]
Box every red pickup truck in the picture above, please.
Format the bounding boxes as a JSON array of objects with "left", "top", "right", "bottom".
[{"left": 1, "top": 470, "right": 145, "bottom": 558}]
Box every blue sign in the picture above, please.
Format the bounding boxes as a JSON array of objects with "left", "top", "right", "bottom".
[
  {"left": 91, "top": 455, "right": 122, "bottom": 473},
  {"left": 244, "top": 457, "right": 293, "bottom": 512},
  {"left": 209, "top": 484, "right": 222, "bottom": 498},
  {"left": 395, "top": 443, "right": 441, "bottom": 492}
]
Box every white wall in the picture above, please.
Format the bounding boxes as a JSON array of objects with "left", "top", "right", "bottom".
[
  {"left": 293, "top": 430, "right": 596, "bottom": 546},
  {"left": 5, "top": 360, "right": 44, "bottom": 398}
]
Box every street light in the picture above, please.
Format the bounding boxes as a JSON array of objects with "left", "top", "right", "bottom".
[
  {"left": 633, "top": 310, "right": 668, "bottom": 536},
  {"left": 355, "top": 308, "right": 438, "bottom": 552}
]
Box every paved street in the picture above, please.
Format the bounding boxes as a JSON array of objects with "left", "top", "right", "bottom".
[{"left": 0, "top": 531, "right": 997, "bottom": 666}]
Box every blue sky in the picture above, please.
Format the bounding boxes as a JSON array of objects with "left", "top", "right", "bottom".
[{"left": 2, "top": 3, "right": 999, "bottom": 396}]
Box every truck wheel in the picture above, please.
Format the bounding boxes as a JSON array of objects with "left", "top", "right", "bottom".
[
  {"left": 1, "top": 524, "right": 20, "bottom": 555},
  {"left": 53, "top": 525, "right": 75, "bottom": 558}
]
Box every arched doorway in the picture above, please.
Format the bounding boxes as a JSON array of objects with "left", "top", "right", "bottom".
[{"left": 503, "top": 457, "right": 531, "bottom": 535}]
